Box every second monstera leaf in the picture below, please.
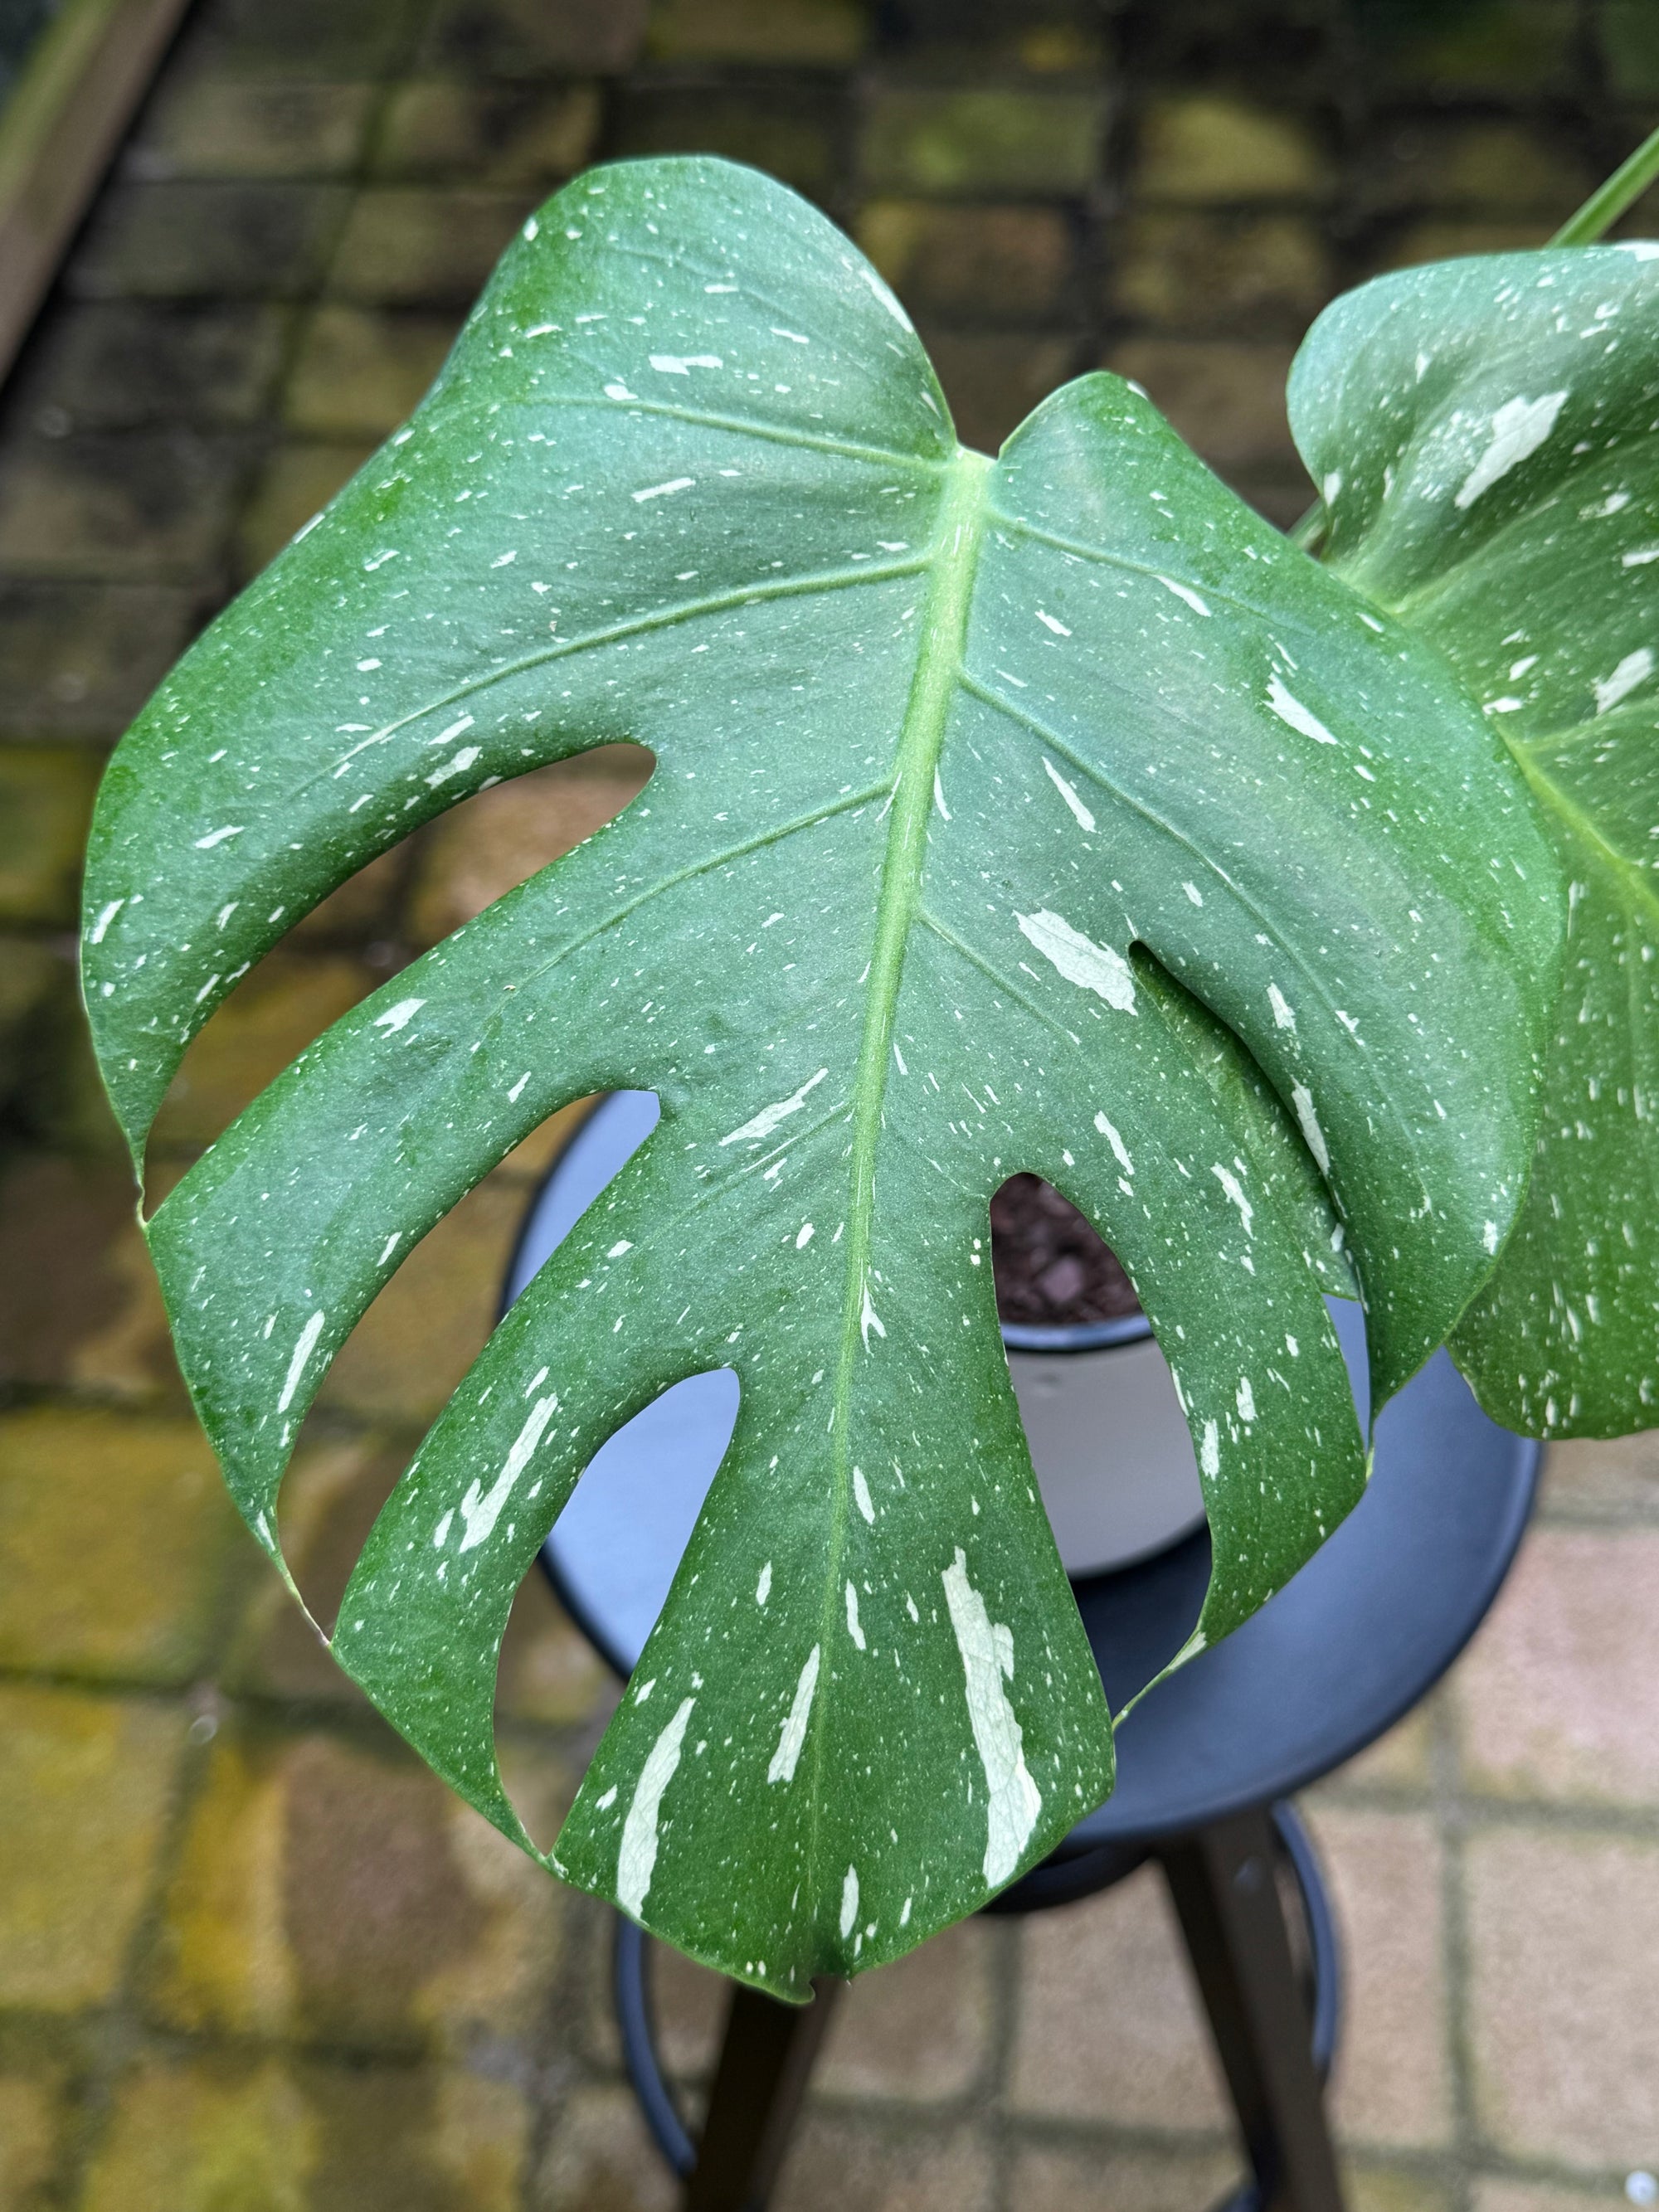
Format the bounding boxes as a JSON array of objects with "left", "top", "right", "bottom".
[
  {"left": 1292, "top": 244, "right": 1659, "bottom": 1437},
  {"left": 83, "top": 158, "right": 1559, "bottom": 1993}
]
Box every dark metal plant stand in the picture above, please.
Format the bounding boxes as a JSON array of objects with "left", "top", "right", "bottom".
[{"left": 504, "top": 1094, "right": 1540, "bottom": 2212}]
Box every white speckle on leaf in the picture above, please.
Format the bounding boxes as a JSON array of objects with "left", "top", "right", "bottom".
[
  {"left": 1036, "top": 609, "right": 1071, "bottom": 636},
  {"left": 607, "top": 1240, "right": 633, "bottom": 1258},
  {"left": 596, "top": 1784, "right": 617, "bottom": 1811},
  {"left": 933, "top": 769, "right": 951, "bottom": 820},
  {"left": 374, "top": 997, "right": 426, "bottom": 1033},
  {"left": 1183, "top": 881, "right": 1203, "bottom": 905},
  {"left": 377, "top": 1232, "right": 401, "bottom": 1266},
  {"left": 860, "top": 1281, "right": 886, "bottom": 1347},
  {"left": 854, "top": 1467, "right": 875, "bottom": 1523},
  {"left": 1094, "top": 1111, "right": 1133, "bottom": 1174},
  {"left": 768, "top": 1645, "right": 819, "bottom": 1784},
  {"left": 718, "top": 1067, "right": 829, "bottom": 1145},
  {"left": 1454, "top": 391, "right": 1568, "bottom": 508},
  {"left": 193, "top": 824, "right": 245, "bottom": 849},
  {"left": 1212, "top": 1164, "right": 1254, "bottom": 1237},
  {"left": 854, "top": 260, "right": 912, "bottom": 328},
  {"left": 632, "top": 476, "right": 695, "bottom": 503},
  {"left": 1043, "top": 756, "right": 1096, "bottom": 830},
  {"left": 1156, "top": 575, "right": 1211, "bottom": 616},
  {"left": 796, "top": 1222, "right": 815, "bottom": 1249},
  {"left": 276, "top": 1310, "right": 326, "bottom": 1414},
  {"left": 1267, "top": 673, "right": 1336, "bottom": 746},
  {"left": 90, "top": 898, "right": 124, "bottom": 942},
  {"left": 845, "top": 1581, "right": 866, "bottom": 1650},
  {"left": 617, "top": 1697, "right": 694, "bottom": 1915},
  {"left": 1200, "top": 1420, "right": 1220, "bottom": 1479},
  {"left": 757, "top": 1561, "right": 772, "bottom": 1606},
  {"left": 458, "top": 1394, "right": 557, "bottom": 1553},
  {"left": 1483, "top": 1219, "right": 1500, "bottom": 1253},
  {"left": 1268, "top": 984, "right": 1297, "bottom": 1031},
  {"left": 840, "top": 1863, "right": 860, "bottom": 1937},
  {"left": 1593, "top": 647, "right": 1653, "bottom": 715},
  {"left": 649, "top": 353, "right": 722, "bottom": 374},
  {"left": 1015, "top": 910, "right": 1136, "bottom": 1012},
  {"left": 432, "top": 1508, "right": 453, "bottom": 1549},
  {"left": 426, "top": 744, "right": 480, "bottom": 787},
  {"left": 1621, "top": 546, "right": 1659, "bottom": 566},
  {"left": 1292, "top": 1082, "right": 1330, "bottom": 1173},
  {"left": 1237, "top": 1376, "right": 1257, "bottom": 1422},
  {"left": 941, "top": 1548, "right": 1041, "bottom": 1886}
]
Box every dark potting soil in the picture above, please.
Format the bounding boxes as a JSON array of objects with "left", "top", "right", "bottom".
[{"left": 990, "top": 1173, "right": 1142, "bottom": 1328}]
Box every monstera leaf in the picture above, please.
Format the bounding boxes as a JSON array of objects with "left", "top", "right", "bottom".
[
  {"left": 1292, "top": 245, "right": 1659, "bottom": 1437},
  {"left": 83, "top": 158, "right": 1560, "bottom": 1995}
]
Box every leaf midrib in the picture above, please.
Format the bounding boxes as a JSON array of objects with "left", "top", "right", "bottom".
[{"left": 807, "top": 446, "right": 991, "bottom": 1929}]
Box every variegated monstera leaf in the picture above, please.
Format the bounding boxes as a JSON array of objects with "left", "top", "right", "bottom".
[{"left": 83, "top": 158, "right": 1559, "bottom": 1996}]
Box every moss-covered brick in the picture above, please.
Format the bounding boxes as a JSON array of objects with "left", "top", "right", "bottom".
[
  {"left": 0, "top": 581, "right": 207, "bottom": 738},
  {"left": 857, "top": 200, "right": 1073, "bottom": 320},
  {"left": 647, "top": 0, "right": 870, "bottom": 65},
  {"left": 0, "top": 2068, "right": 66, "bottom": 2211},
  {"left": 145, "top": 1715, "right": 570, "bottom": 2049},
  {"left": 285, "top": 306, "right": 460, "bottom": 440},
  {"left": 81, "top": 2052, "right": 532, "bottom": 2212},
  {"left": 406, "top": 747, "right": 653, "bottom": 950},
  {"left": 236, "top": 441, "right": 374, "bottom": 576},
  {"left": 613, "top": 82, "right": 844, "bottom": 198},
  {"left": 374, "top": 80, "right": 602, "bottom": 185},
  {"left": 0, "top": 1407, "right": 245, "bottom": 1683},
  {"left": 1371, "top": 220, "right": 1546, "bottom": 276},
  {"left": 0, "top": 748, "right": 100, "bottom": 925},
  {"left": 1604, "top": 0, "right": 1659, "bottom": 97},
  {"left": 1361, "top": 119, "right": 1593, "bottom": 221},
  {"left": 0, "top": 434, "right": 247, "bottom": 583},
  {"left": 325, "top": 188, "right": 533, "bottom": 307},
  {"left": 0, "top": 1153, "right": 178, "bottom": 1399},
  {"left": 171, "top": 0, "right": 423, "bottom": 81},
  {"left": 1111, "top": 210, "right": 1333, "bottom": 335},
  {"left": 315, "top": 1173, "right": 532, "bottom": 1427},
  {"left": 421, "top": 0, "right": 650, "bottom": 77},
  {"left": 0, "top": 1682, "right": 187, "bottom": 2009},
  {"left": 861, "top": 84, "right": 1107, "bottom": 197},
  {"left": 148, "top": 950, "right": 379, "bottom": 1156},
  {"left": 128, "top": 76, "right": 378, "bottom": 180},
  {"left": 70, "top": 182, "right": 351, "bottom": 302},
  {"left": 1362, "top": 0, "right": 1576, "bottom": 95},
  {"left": 12, "top": 304, "right": 289, "bottom": 430},
  {"left": 923, "top": 328, "right": 1078, "bottom": 454},
  {"left": 1134, "top": 94, "right": 1331, "bottom": 205}
]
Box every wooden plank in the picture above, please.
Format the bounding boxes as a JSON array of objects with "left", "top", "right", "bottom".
[{"left": 0, "top": 0, "right": 192, "bottom": 386}]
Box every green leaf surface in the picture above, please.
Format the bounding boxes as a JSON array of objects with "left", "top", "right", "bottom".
[
  {"left": 85, "top": 159, "right": 1559, "bottom": 1993},
  {"left": 1291, "top": 245, "right": 1659, "bottom": 1436}
]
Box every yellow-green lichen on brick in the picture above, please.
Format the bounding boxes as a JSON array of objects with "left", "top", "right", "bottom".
[
  {"left": 1134, "top": 95, "right": 1331, "bottom": 205},
  {"left": 856, "top": 201, "right": 1073, "bottom": 320},
  {"left": 0, "top": 747, "right": 101, "bottom": 926},
  {"left": 0, "top": 1682, "right": 187, "bottom": 2009},
  {"left": 237, "top": 440, "right": 374, "bottom": 575},
  {"left": 1364, "top": 120, "right": 1593, "bottom": 221},
  {"left": 647, "top": 0, "right": 869, "bottom": 65},
  {"left": 0, "top": 2068, "right": 66, "bottom": 2210},
  {"left": 0, "top": 1406, "right": 244, "bottom": 1682},
  {"left": 146, "top": 1719, "right": 568, "bottom": 2050},
  {"left": 148, "top": 950, "right": 379, "bottom": 1157},
  {"left": 861, "top": 85, "right": 1107, "bottom": 197},
  {"left": 130, "top": 77, "right": 379, "bottom": 180},
  {"left": 285, "top": 304, "right": 460, "bottom": 439},
  {"left": 375, "top": 80, "right": 602, "bottom": 184},
  {"left": 1110, "top": 211, "right": 1333, "bottom": 333}
]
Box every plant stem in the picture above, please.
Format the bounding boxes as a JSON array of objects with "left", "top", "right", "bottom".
[{"left": 1552, "top": 121, "right": 1659, "bottom": 245}]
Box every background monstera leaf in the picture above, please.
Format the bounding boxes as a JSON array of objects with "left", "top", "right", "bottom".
[
  {"left": 1292, "top": 245, "right": 1659, "bottom": 1437},
  {"left": 84, "top": 158, "right": 1560, "bottom": 1995}
]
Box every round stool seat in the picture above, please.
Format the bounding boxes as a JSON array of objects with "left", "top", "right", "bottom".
[{"left": 506, "top": 1091, "right": 1540, "bottom": 1851}]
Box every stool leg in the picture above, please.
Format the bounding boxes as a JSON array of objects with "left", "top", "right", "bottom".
[
  {"left": 684, "top": 1977, "right": 844, "bottom": 2212},
  {"left": 1159, "top": 1808, "right": 1346, "bottom": 2212}
]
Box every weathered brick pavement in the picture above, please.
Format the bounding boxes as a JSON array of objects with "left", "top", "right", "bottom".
[{"left": 2, "top": 0, "right": 1658, "bottom": 2203}]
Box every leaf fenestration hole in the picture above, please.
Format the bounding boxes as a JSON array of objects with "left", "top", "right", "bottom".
[
  {"left": 990, "top": 1172, "right": 1141, "bottom": 1330},
  {"left": 141, "top": 745, "right": 654, "bottom": 1197}
]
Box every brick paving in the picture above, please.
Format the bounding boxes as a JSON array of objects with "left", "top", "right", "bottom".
[{"left": 1, "top": 0, "right": 1657, "bottom": 2205}]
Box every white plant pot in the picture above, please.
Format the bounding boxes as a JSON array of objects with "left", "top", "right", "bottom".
[{"left": 1005, "top": 1324, "right": 1207, "bottom": 1578}]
